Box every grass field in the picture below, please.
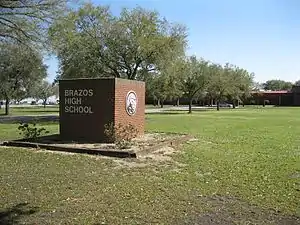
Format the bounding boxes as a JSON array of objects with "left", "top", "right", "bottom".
[
  {"left": 0, "top": 106, "right": 59, "bottom": 116},
  {"left": 0, "top": 105, "right": 167, "bottom": 116},
  {"left": 0, "top": 107, "right": 299, "bottom": 224}
]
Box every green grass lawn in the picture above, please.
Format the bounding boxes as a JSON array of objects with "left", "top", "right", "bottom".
[
  {"left": 0, "top": 121, "right": 59, "bottom": 141},
  {"left": 0, "top": 105, "right": 163, "bottom": 116},
  {"left": 0, "top": 106, "right": 59, "bottom": 116},
  {"left": 0, "top": 107, "right": 299, "bottom": 224}
]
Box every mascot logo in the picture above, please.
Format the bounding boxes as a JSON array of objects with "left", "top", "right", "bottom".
[{"left": 126, "top": 91, "right": 137, "bottom": 116}]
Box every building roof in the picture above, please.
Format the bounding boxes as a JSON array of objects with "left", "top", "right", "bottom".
[{"left": 251, "top": 90, "right": 290, "bottom": 94}]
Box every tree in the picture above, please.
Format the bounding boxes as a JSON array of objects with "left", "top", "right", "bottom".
[
  {"left": 0, "top": 0, "right": 70, "bottom": 48},
  {"left": 0, "top": 43, "right": 47, "bottom": 115},
  {"left": 14, "top": 89, "right": 28, "bottom": 104},
  {"left": 52, "top": 83, "right": 59, "bottom": 98},
  {"left": 49, "top": 3, "right": 187, "bottom": 81},
  {"left": 295, "top": 80, "right": 300, "bottom": 86},
  {"left": 180, "top": 56, "right": 209, "bottom": 113},
  {"left": 144, "top": 68, "right": 182, "bottom": 108},
  {"left": 151, "top": 75, "right": 169, "bottom": 108},
  {"left": 227, "top": 66, "right": 254, "bottom": 108},
  {"left": 206, "top": 63, "right": 253, "bottom": 110},
  {"left": 263, "top": 79, "right": 293, "bottom": 91},
  {"left": 31, "top": 80, "right": 55, "bottom": 108},
  {"left": 206, "top": 63, "right": 232, "bottom": 111}
]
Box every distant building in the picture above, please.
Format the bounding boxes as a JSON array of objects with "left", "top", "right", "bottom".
[
  {"left": 18, "top": 95, "right": 59, "bottom": 105},
  {"left": 250, "top": 86, "right": 300, "bottom": 106}
]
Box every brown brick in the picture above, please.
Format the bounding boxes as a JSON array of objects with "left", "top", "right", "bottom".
[{"left": 114, "top": 78, "right": 145, "bottom": 136}]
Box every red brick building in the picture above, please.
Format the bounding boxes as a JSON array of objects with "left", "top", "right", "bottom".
[{"left": 251, "top": 86, "right": 300, "bottom": 106}]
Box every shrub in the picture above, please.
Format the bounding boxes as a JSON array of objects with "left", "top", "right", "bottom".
[
  {"left": 104, "top": 122, "right": 115, "bottom": 143},
  {"left": 18, "top": 122, "right": 49, "bottom": 141},
  {"left": 104, "top": 122, "right": 138, "bottom": 149}
]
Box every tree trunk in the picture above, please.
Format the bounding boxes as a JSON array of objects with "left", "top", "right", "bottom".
[
  {"left": 5, "top": 98, "right": 9, "bottom": 115},
  {"left": 158, "top": 99, "right": 160, "bottom": 107},
  {"left": 188, "top": 99, "right": 192, "bottom": 114},
  {"left": 233, "top": 100, "right": 236, "bottom": 109},
  {"left": 43, "top": 100, "right": 46, "bottom": 108},
  {"left": 160, "top": 101, "right": 164, "bottom": 108},
  {"left": 217, "top": 100, "right": 220, "bottom": 111},
  {"left": 177, "top": 98, "right": 180, "bottom": 107}
]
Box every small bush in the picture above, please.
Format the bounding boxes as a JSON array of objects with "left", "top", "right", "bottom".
[
  {"left": 104, "top": 122, "right": 138, "bottom": 149},
  {"left": 18, "top": 123, "right": 49, "bottom": 140},
  {"left": 104, "top": 122, "right": 115, "bottom": 143}
]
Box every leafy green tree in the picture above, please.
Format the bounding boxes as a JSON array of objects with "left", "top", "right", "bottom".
[
  {"left": 144, "top": 73, "right": 159, "bottom": 106},
  {"left": 31, "top": 80, "right": 55, "bottom": 108},
  {"left": 152, "top": 75, "right": 169, "bottom": 108},
  {"left": 263, "top": 79, "right": 293, "bottom": 91},
  {"left": 14, "top": 89, "right": 28, "bottom": 104},
  {"left": 49, "top": 3, "right": 187, "bottom": 80},
  {"left": 207, "top": 63, "right": 253, "bottom": 110},
  {"left": 145, "top": 68, "right": 182, "bottom": 108},
  {"left": 52, "top": 83, "right": 59, "bottom": 98},
  {"left": 206, "top": 63, "right": 254, "bottom": 110},
  {"left": 0, "top": 0, "right": 70, "bottom": 48},
  {"left": 180, "top": 56, "right": 209, "bottom": 113},
  {"left": 227, "top": 66, "right": 254, "bottom": 108},
  {"left": 0, "top": 43, "right": 47, "bottom": 115},
  {"left": 206, "top": 63, "right": 231, "bottom": 111},
  {"left": 158, "top": 60, "right": 184, "bottom": 107}
]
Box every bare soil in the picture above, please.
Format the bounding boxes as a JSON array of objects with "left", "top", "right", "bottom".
[
  {"left": 25, "top": 133, "right": 196, "bottom": 166},
  {"left": 183, "top": 195, "right": 300, "bottom": 225},
  {"left": 29, "top": 132, "right": 187, "bottom": 152}
]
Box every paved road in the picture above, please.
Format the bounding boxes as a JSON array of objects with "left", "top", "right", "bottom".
[{"left": 0, "top": 106, "right": 214, "bottom": 123}]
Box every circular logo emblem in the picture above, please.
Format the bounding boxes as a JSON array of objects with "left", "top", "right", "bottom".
[{"left": 126, "top": 91, "right": 137, "bottom": 116}]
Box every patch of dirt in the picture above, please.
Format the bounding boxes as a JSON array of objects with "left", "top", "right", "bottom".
[
  {"left": 10, "top": 132, "right": 196, "bottom": 170},
  {"left": 108, "top": 145, "right": 188, "bottom": 169},
  {"left": 23, "top": 132, "right": 188, "bottom": 153},
  {"left": 28, "top": 133, "right": 195, "bottom": 169},
  {"left": 184, "top": 195, "right": 300, "bottom": 225},
  {"left": 139, "top": 146, "right": 177, "bottom": 161}
]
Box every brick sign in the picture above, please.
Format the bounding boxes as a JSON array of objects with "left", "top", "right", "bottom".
[{"left": 59, "top": 78, "right": 145, "bottom": 142}]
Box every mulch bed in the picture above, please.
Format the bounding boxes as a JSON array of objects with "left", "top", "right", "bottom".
[{"left": 2, "top": 133, "right": 192, "bottom": 158}]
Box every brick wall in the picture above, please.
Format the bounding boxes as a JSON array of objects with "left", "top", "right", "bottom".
[{"left": 114, "top": 78, "right": 145, "bottom": 136}]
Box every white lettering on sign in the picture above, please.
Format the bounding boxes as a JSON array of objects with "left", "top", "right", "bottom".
[
  {"left": 64, "top": 89, "right": 93, "bottom": 97},
  {"left": 65, "top": 106, "right": 93, "bottom": 114},
  {"left": 64, "top": 89, "right": 94, "bottom": 114},
  {"left": 65, "top": 97, "right": 82, "bottom": 105}
]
